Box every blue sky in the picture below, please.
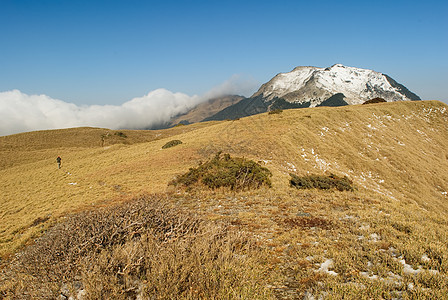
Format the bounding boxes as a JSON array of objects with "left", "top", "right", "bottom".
[{"left": 1, "top": 0, "right": 447, "bottom": 106}]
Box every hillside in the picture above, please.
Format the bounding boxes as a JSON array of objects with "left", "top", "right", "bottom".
[
  {"left": 0, "top": 122, "right": 215, "bottom": 170},
  {"left": 1, "top": 100, "right": 448, "bottom": 298}
]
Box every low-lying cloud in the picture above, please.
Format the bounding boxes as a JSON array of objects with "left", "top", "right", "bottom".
[
  {"left": 202, "top": 74, "right": 259, "bottom": 100},
  {"left": 0, "top": 89, "right": 201, "bottom": 136},
  {"left": 0, "top": 76, "right": 259, "bottom": 136}
]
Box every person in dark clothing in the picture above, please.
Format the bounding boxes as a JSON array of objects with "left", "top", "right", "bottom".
[{"left": 57, "top": 156, "right": 62, "bottom": 169}]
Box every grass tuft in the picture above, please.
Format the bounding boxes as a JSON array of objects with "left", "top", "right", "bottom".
[
  {"left": 162, "top": 139, "right": 183, "bottom": 149},
  {"left": 268, "top": 109, "right": 283, "bottom": 115},
  {"left": 289, "top": 173, "right": 354, "bottom": 191}
]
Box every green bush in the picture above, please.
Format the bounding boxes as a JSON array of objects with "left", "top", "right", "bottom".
[
  {"left": 289, "top": 173, "right": 354, "bottom": 191},
  {"left": 170, "top": 152, "right": 272, "bottom": 191},
  {"left": 268, "top": 109, "right": 283, "bottom": 115},
  {"left": 363, "top": 98, "right": 387, "bottom": 105},
  {"left": 162, "top": 140, "right": 183, "bottom": 149},
  {"left": 114, "top": 131, "right": 127, "bottom": 138}
]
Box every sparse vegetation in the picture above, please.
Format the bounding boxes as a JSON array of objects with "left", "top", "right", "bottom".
[
  {"left": 170, "top": 152, "right": 272, "bottom": 191},
  {"left": 289, "top": 173, "right": 354, "bottom": 191},
  {"left": 162, "top": 139, "right": 183, "bottom": 149}
]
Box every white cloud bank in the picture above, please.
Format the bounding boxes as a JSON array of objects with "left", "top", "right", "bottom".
[
  {"left": 0, "top": 89, "right": 201, "bottom": 136},
  {"left": 0, "top": 75, "right": 259, "bottom": 136}
]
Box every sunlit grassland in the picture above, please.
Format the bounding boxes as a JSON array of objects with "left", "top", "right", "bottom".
[
  {"left": 1, "top": 100, "right": 448, "bottom": 298},
  {"left": 0, "top": 123, "right": 219, "bottom": 256},
  {"left": 0, "top": 122, "right": 215, "bottom": 170}
]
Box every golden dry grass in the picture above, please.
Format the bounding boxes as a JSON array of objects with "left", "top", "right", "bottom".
[
  {"left": 0, "top": 122, "right": 216, "bottom": 170},
  {"left": 1, "top": 100, "right": 448, "bottom": 298}
]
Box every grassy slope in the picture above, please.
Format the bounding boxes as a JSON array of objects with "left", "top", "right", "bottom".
[
  {"left": 1, "top": 100, "right": 448, "bottom": 298},
  {"left": 0, "top": 122, "right": 218, "bottom": 255},
  {"left": 0, "top": 123, "right": 215, "bottom": 170}
]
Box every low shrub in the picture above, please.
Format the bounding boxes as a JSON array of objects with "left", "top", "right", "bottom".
[
  {"left": 170, "top": 152, "right": 272, "bottom": 191},
  {"left": 162, "top": 139, "right": 183, "bottom": 149},
  {"left": 289, "top": 173, "right": 354, "bottom": 191},
  {"left": 363, "top": 98, "right": 387, "bottom": 105},
  {"left": 268, "top": 109, "right": 283, "bottom": 115},
  {"left": 114, "top": 131, "right": 127, "bottom": 138}
]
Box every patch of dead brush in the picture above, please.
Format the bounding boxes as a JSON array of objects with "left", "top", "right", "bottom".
[
  {"left": 0, "top": 195, "right": 273, "bottom": 299},
  {"left": 282, "top": 216, "right": 334, "bottom": 230}
]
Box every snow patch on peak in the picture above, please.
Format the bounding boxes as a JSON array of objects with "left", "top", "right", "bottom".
[
  {"left": 313, "top": 65, "right": 399, "bottom": 105},
  {"left": 329, "top": 63, "right": 346, "bottom": 69},
  {"left": 268, "top": 67, "right": 317, "bottom": 98}
]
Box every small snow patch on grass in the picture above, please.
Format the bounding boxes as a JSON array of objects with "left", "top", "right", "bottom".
[
  {"left": 360, "top": 272, "right": 378, "bottom": 280},
  {"left": 316, "top": 259, "right": 338, "bottom": 276},
  {"left": 369, "top": 233, "right": 380, "bottom": 242},
  {"left": 421, "top": 254, "right": 431, "bottom": 262},
  {"left": 399, "top": 259, "right": 422, "bottom": 275},
  {"left": 286, "top": 162, "right": 296, "bottom": 172},
  {"left": 359, "top": 224, "right": 370, "bottom": 230}
]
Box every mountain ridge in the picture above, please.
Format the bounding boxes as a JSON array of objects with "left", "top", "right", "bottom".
[
  {"left": 203, "top": 64, "right": 421, "bottom": 121},
  {"left": 253, "top": 64, "right": 420, "bottom": 105}
]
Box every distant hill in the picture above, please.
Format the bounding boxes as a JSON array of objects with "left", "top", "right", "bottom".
[
  {"left": 0, "top": 123, "right": 214, "bottom": 170},
  {"left": 168, "top": 95, "right": 243, "bottom": 126}
]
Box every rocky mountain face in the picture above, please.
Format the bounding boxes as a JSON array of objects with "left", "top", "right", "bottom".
[{"left": 205, "top": 64, "right": 421, "bottom": 121}]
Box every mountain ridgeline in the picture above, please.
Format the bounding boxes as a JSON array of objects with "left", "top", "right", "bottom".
[{"left": 182, "top": 64, "right": 421, "bottom": 123}]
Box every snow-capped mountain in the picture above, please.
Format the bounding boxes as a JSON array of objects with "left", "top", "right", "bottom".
[
  {"left": 203, "top": 64, "right": 420, "bottom": 121},
  {"left": 252, "top": 64, "right": 420, "bottom": 107}
]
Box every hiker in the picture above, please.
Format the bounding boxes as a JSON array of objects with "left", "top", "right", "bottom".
[{"left": 57, "top": 156, "right": 62, "bottom": 169}]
